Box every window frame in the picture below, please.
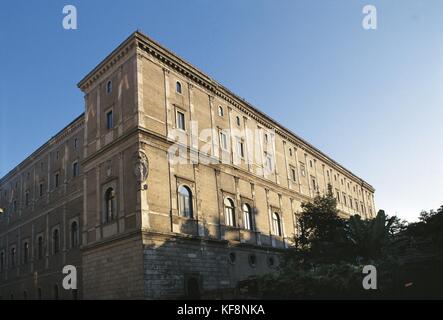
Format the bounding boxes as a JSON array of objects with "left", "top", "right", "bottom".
[
  {"left": 219, "top": 131, "right": 228, "bottom": 151},
  {"left": 178, "top": 185, "right": 193, "bottom": 219},
  {"left": 70, "top": 220, "right": 79, "bottom": 249},
  {"left": 176, "top": 81, "right": 182, "bottom": 94},
  {"left": 300, "top": 163, "right": 306, "bottom": 177},
  {"left": 39, "top": 183, "right": 44, "bottom": 197},
  {"left": 23, "top": 241, "right": 29, "bottom": 264},
  {"left": 176, "top": 109, "right": 186, "bottom": 131},
  {"left": 106, "top": 80, "right": 112, "bottom": 94},
  {"left": 242, "top": 203, "right": 253, "bottom": 231},
  {"left": 54, "top": 172, "right": 60, "bottom": 188},
  {"left": 52, "top": 228, "right": 60, "bottom": 255},
  {"left": 265, "top": 153, "right": 273, "bottom": 172},
  {"left": 236, "top": 137, "right": 245, "bottom": 158},
  {"left": 10, "top": 246, "right": 16, "bottom": 268},
  {"left": 72, "top": 161, "right": 79, "bottom": 178},
  {"left": 104, "top": 187, "right": 117, "bottom": 223},
  {"left": 37, "top": 235, "right": 44, "bottom": 260},
  {"left": 290, "top": 166, "right": 297, "bottom": 182},
  {"left": 106, "top": 110, "right": 114, "bottom": 130},
  {"left": 272, "top": 212, "right": 282, "bottom": 237},
  {"left": 224, "top": 197, "right": 236, "bottom": 227}
]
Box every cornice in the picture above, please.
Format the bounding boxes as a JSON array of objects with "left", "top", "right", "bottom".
[
  {"left": 77, "top": 33, "right": 137, "bottom": 92},
  {"left": 0, "top": 114, "right": 85, "bottom": 185},
  {"left": 74, "top": 30, "right": 374, "bottom": 192},
  {"left": 132, "top": 31, "right": 375, "bottom": 192}
]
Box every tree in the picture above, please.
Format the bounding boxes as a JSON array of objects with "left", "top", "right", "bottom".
[
  {"left": 348, "top": 210, "right": 396, "bottom": 258},
  {"left": 295, "top": 184, "right": 347, "bottom": 253}
]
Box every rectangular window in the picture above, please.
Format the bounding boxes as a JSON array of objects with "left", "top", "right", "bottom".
[
  {"left": 236, "top": 138, "right": 244, "bottom": 158},
  {"left": 220, "top": 131, "right": 228, "bottom": 150},
  {"left": 106, "top": 110, "right": 113, "bottom": 129},
  {"left": 349, "top": 196, "right": 353, "bottom": 209},
  {"left": 72, "top": 162, "right": 79, "bottom": 177},
  {"left": 176, "top": 110, "right": 185, "bottom": 130},
  {"left": 336, "top": 190, "right": 341, "bottom": 202},
  {"left": 343, "top": 193, "right": 347, "bottom": 206},
  {"left": 39, "top": 183, "right": 44, "bottom": 197},
  {"left": 291, "top": 167, "right": 297, "bottom": 182},
  {"left": 55, "top": 173, "right": 59, "bottom": 188},
  {"left": 265, "top": 154, "right": 273, "bottom": 172},
  {"left": 300, "top": 163, "right": 306, "bottom": 177},
  {"left": 311, "top": 177, "right": 316, "bottom": 191}
]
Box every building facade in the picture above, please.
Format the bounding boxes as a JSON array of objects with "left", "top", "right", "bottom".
[{"left": 0, "top": 31, "right": 376, "bottom": 300}]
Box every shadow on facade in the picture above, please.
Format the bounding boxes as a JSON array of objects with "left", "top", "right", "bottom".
[{"left": 142, "top": 217, "right": 285, "bottom": 300}]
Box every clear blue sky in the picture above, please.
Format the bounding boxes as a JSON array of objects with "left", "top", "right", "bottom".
[{"left": 1, "top": 0, "right": 442, "bottom": 222}]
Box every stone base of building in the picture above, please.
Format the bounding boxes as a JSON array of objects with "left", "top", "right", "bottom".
[{"left": 80, "top": 231, "right": 283, "bottom": 299}]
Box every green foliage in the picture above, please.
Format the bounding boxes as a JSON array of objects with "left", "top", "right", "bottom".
[
  {"left": 239, "top": 189, "right": 443, "bottom": 299},
  {"left": 406, "top": 205, "right": 443, "bottom": 249},
  {"left": 295, "top": 184, "right": 347, "bottom": 252},
  {"left": 348, "top": 210, "right": 395, "bottom": 258}
]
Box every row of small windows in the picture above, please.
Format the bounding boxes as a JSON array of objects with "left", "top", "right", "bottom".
[
  {"left": 228, "top": 252, "right": 277, "bottom": 268},
  {"left": 0, "top": 221, "right": 79, "bottom": 272},
  {"left": 1, "top": 157, "right": 80, "bottom": 205},
  {"left": 170, "top": 108, "right": 370, "bottom": 200},
  {"left": 172, "top": 110, "right": 367, "bottom": 198},
  {"left": 335, "top": 190, "right": 371, "bottom": 214},
  {"left": 1, "top": 163, "right": 80, "bottom": 214},
  {"left": 174, "top": 81, "right": 243, "bottom": 132}
]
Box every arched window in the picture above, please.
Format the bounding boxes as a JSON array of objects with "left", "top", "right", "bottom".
[
  {"left": 23, "top": 242, "right": 29, "bottom": 264},
  {"left": 218, "top": 106, "right": 224, "bottom": 117},
  {"left": 242, "top": 204, "right": 253, "bottom": 231},
  {"left": 105, "top": 188, "right": 116, "bottom": 223},
  {"left": 71, "top": 221, "right": 79, "bottom": 248},
  {"left": 53, "top": 229, "right": 60, "bottom": 254},
  {"left": 224, "top": 198, "right": 235, "bottom": 227},
  {"left": 178, "top": 186, "right": 193, "bottom": 218},
  {"left": 272, "top": 212, "right": 282, "bottom": 237},
  {"left": 37, "top": 236, "right": 43, "bottom": 260},
  {"left": 176, "top": 81, "right": 182, "bottom": 94},
  {"left": 106, "top": 80, "right": 112, "bottom": 93},
  {"left": 236, "top": 116, "right": 241, "bottom": 126}
]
